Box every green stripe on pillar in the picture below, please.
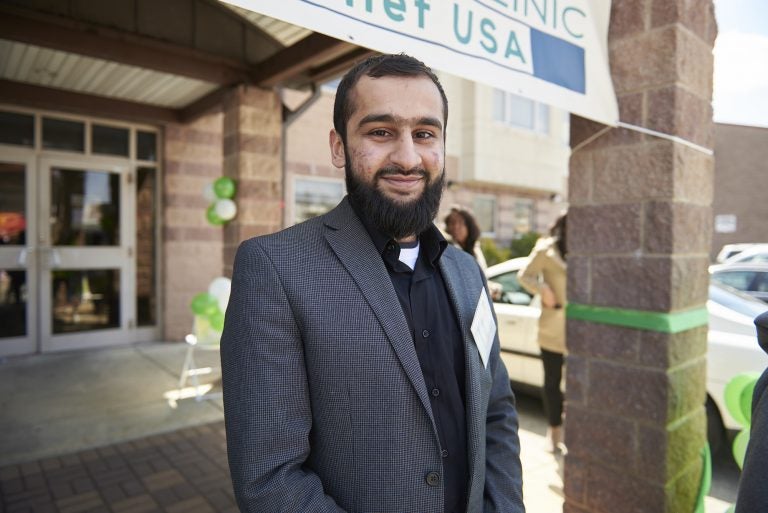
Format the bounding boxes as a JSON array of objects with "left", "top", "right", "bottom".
[{"left": 566, "top": 303, "right": 709, "bottom": 333}]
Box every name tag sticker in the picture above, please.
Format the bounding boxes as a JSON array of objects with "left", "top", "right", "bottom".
[{"left": 471, "top": 288, "right": 496, "bottom": 368}]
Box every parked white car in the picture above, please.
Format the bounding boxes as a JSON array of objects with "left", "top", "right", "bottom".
[
  {"left": 716, "top": 243, "right": 768, "bottom": 264},
  {"left": 710, "top": 263, "right": 768, "bottom": 303},
  {"left": 486, "top": 257, "right": 768, "bottom": 452}
]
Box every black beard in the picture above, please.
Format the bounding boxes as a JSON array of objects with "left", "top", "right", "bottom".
[{"left": 345, "top": 156, "right": 445, "bottom": 240}]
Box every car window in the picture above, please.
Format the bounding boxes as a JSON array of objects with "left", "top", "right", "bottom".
[
  {"left": 740, "top": 253, "right": 768, "bottom": 263},
  {"left": 756, "top": 272, "right": 768, "bottom": 292},
  {"left": 489, "top": 271, "right": 532, "bottom": 305},
  {"left": 712, "top": 271, "right": 755, "bottom": 291},
  {"left": 709, "top": 283, "right": 767, "bottom": 318}
]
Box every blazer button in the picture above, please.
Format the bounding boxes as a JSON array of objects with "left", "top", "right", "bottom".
[
  {"left": 422, "top": 329, "right": 430, "bottom": 338},
  {"left": 425, "top": 471, "right": 441, "bottom": 487}
]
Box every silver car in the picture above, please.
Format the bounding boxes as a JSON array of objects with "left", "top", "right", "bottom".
[
  {"left": 486, "top": 258, "right": 768, "bottom": 452},
  {"left": 710, "top": 262, "right": 768, "bottom": 303}
]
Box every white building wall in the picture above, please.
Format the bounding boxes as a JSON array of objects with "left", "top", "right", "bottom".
[{"left": 438, "top": 72, "right": 570, "bottom": 194}]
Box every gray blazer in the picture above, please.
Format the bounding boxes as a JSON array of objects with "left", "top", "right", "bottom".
[{"left": 221, "top": 198, "right": 525, "bottom": 513}]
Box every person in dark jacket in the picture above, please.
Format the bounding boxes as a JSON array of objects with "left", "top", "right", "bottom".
[{"left": 735, "top": 310, "right": 768, "bottom": 512}]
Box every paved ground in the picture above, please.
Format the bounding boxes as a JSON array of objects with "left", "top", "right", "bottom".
[
  {"left": 0, "top": 342, "right": 740, "bottom": 512},
  {"left": 0, "top": 343, "right": 223, "bottom": 466},
  {"left": 0, "top": 422, "right": 235, "bottom": 513}
]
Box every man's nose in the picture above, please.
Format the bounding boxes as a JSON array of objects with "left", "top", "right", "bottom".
[{"left": 389, "top": 135, "right": 422, "bottom": 171}]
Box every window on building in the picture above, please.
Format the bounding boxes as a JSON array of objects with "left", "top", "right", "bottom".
[
  {"left": 137, "top": 131, "right": 158, "bottom": 162},
  {"left": 136, "top": 167, "right": 157, "bottom": 326},
  {"left": 92, "top": 124, "right": 129, "bottom": 157},
  {"left": 294, "top": 178, "right": 344, "bottom": 224},
  {"left": 473, "top": 196, "right": 496, "bottom": 236},
  {"left": 0, "top": 111, "right": 34, "bottom": 147},
  {"left": 43, "top": 117, "right": 85, "bottom": 152},
  {"left": 514, "top": 200, "right": 534, "bottom": 234},
  {"left": 492, "top": 89, "right": 550, "bottom": 134}
]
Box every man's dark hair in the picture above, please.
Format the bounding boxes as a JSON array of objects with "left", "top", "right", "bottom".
[{"left": 333, "top": 53, "right": 448, "bottom": 145}]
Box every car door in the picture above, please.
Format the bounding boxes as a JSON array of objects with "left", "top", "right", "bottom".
[
  {"left": 488, "top": 268, "right": 542, "bottom": 387},
  {"left": 751, "top": 271, "right": 768, "bottom": 302}
]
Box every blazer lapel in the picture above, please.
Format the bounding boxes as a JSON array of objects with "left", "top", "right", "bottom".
[
  {"left": 322, "top": 199, "right": 435, "bottom": 422},
  {"left": 439, "top": 250, "right": 487, "bottom": 492}
]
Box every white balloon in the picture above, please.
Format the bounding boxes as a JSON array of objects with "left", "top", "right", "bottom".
[
  {"left": 208, "top": 277, "right": 231, "bottom": 311},
  {"left": 203, "top": 182, "right": 217, "bottom": 203},
  {"left": 208, "top": 276, "right": 231, "bottom": 299},
  {"left": 217, "top": 295, "right": 229, "bottom": 313},
  {"left": 214, "top": 198, "right": 237, "bottom": 221}
]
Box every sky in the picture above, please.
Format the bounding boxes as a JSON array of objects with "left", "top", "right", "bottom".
[{"left": 713, "top": 0, "right": 768, "bottom": 127}]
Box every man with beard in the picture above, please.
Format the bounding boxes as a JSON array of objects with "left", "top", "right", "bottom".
[{"left": 221, "top": 53, "right": 525, "bottom": 513}]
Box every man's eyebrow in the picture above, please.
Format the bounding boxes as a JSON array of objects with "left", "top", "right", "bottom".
[{"left": 357, "top": 113, "right": 443, "bottom": 131}]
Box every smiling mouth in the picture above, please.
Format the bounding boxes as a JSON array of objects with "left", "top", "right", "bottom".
[{"left": 379, "top": 174, "right": 425, "bottom": 194}]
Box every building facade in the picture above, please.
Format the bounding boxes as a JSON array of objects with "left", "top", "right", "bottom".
[
  {"left": 711, "top": 122, "right": 768, "bottom": 260},
  {"left": 0, "top": 0, "right": 368, "bottom": 355},
  {"left": 0, "top": 0, "right": 568, "bottom": 356}
]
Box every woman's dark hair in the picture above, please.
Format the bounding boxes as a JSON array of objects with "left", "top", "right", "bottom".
[
  {"left": 445, "top": 208, "right": 481, "bottom": 255},
  {"left": 550, "top": 212, "right": 567, "bottom": 258},
  {"left": 333, "top": 53, "right": 448, "bottom": 146}
]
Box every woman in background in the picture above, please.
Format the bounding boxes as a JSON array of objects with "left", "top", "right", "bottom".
[
  {"left": 518, "top": 213, "right": 567, "bottom": 453},
  {"left": 444, "top": 206, "right": 488, "bottom": 270}
]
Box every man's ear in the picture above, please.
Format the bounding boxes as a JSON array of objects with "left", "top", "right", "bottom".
[{"left": 329, "top": 129, "right": 346, "bottom": 169}]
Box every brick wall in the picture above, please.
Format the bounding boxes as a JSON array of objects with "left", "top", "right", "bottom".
[
  {"left": 159, "top": 86, "right": 282, "bottom": 341},
  {"left": 563, "top": 1, "right": 717, "bottom": 511},
  {"left": 222, "top": 86, "right": 283, "bottom": 278},
  {"left": 162, "top": 112, "right": 224, "bottom": 341}
]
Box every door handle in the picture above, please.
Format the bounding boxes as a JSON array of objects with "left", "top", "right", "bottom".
[
  {"left": 38, "top": 247, "right": 62, "bottom": 269},
  {"left": 17, "top": 248, "right": 28, "bottom": 266},
  {"left": 50, "top": 249, "right": 61, "bottom": 268}
]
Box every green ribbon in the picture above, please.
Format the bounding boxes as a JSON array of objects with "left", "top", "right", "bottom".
[{"left": 566, "top": 303, "right": 709, "bottom": 333}]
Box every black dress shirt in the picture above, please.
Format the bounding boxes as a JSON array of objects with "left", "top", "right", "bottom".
[{"left": 353, "top": 209, "right": 469, "bottom": 513}]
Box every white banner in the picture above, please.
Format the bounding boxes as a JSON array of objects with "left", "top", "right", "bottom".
[{"left": 224, "top": 0, "right": 618, "bottom": 125}]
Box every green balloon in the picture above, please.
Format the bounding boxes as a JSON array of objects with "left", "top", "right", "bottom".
[
  {"left": 733, "top": 428, "right": 749, "bottom": 469},
  {"left": 724, "top": 373, "right": 759, "bottom": 427},
  {"left": 742, "top": 379, "right": 757, "bottom": 426},
  {"left": 190, "top": 292, "right": 218, "bottom": 316},
  {"left": 213, "top": 177, "right": 236, "bottom": 199},
  {"left": 209, "top": 309, "right": 225, "bottom": 331},
  {"left": 206, "top": 204, "right": 225, "bottom": 226}
]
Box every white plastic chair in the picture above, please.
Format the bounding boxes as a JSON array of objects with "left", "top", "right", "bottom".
[{"left": 178, "top": 315, "right": 222, "bottom": 401}]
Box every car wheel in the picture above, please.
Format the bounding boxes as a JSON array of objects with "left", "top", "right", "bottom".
[{"left": 706, "top": 396, "right": 726, "bottom": 455}]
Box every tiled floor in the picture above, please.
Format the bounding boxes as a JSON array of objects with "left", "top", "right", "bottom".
[{"left": 0, "top": 422, "right": 235, "bottom": 513}]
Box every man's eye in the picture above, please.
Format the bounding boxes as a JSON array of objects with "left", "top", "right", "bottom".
[
  {"left": 415, "top": 131, "right": 435, "bottom": 139},
  {"left": 369, "top": 129, "right": 390, "bottom": 137}
]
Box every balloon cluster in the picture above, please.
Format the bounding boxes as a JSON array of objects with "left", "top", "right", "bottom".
[
  {"left": 189, "top": 277, "right": 231, "bottom": 344},
  {"left": 724, "top": 372, "right": 759, "bottom": 468},
  {"left": 204, "top": 177, "right": 237, "bottom": 225}
]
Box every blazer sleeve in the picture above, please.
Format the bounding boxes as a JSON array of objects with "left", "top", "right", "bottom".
[
  {"left": 481, "top": 272, "right": 526, "bottom": 513},
  {"left": 220, "top": 239, "right": 347, "bottom": 513}
]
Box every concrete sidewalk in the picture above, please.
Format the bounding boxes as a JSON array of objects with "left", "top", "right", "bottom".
[
  {"left": 0, "top": 342, "right": 737, "bottom": 512},
  {"left": 0, "top": 343, "right": 224, "bottom": 467}
]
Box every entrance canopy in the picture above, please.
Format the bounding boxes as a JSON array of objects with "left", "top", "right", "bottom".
[{"left": 222, "top": 0, "right": 618, "bottom": 125}]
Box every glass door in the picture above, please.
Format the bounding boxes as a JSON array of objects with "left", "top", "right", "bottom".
[
  {"left": 0, "top": 153, "right": 37, "bottom": 356},
  {"left": 38, "top": 157, "right": 136, "bottom": 351}
]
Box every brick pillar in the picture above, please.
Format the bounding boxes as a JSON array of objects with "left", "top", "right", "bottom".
[
  {"left": 563, "top": 2, "right": 717, "bottom": 512},
  {"left": 162, "top": 112, "right": 224, "bottom": 341},
  {"left": 222, "top": 85, "right": 283, "bottom": 277}
]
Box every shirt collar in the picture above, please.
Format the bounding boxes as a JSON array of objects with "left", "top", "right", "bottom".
[{"left": 349, "top": 197, "right": 448, "bottom": 267}]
